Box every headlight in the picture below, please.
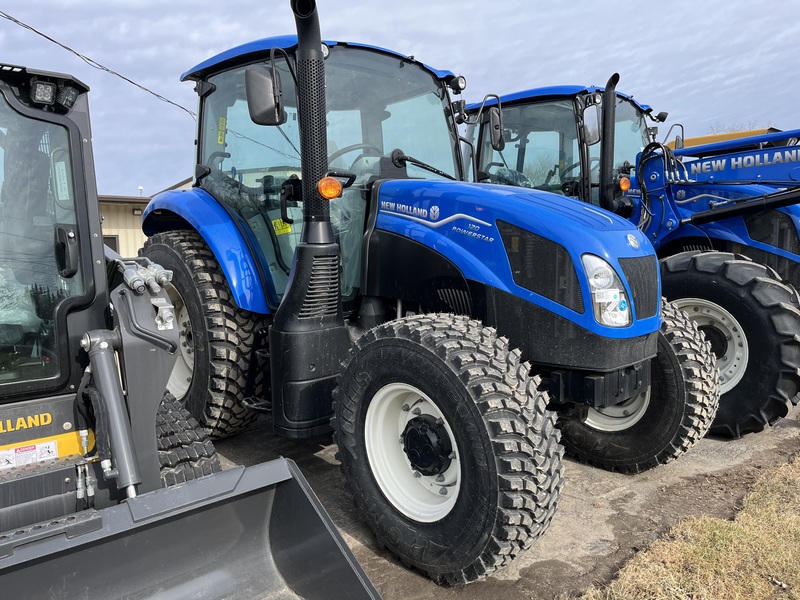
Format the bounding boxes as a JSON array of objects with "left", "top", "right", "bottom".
[{"left": 581, "top": 254, "right": 631, "bottom": 327}]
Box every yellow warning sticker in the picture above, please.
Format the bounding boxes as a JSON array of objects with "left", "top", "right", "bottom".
[
  {"left": 217, "top": 116, "right": 227, "bottom": 145},
  {"left": 272, "top": 218, "right": 293, "bottom": 235}
]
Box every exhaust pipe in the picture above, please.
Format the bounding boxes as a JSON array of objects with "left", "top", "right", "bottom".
[
  {"left": 291, "top": 0, "right": 331, "bottom": 244},
  {"left": 268, "top": 0, "right": 351, "bottom": 438},
  {"left": 600, "top": 73, "right": 620, "bottom": 212}
]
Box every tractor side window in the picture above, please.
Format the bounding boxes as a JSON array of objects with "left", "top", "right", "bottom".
[
  {"left": 198, "top": 63, "right": 303, "bottom": 305},
  {"left": 326, "top": 109, "right": 366, "bottom": 300},
  {"left": 0, "top": 100, "right": 84, "bottom": 386},
  {"left": 612, "top": 97, "right": 649, "bottom": 172}
]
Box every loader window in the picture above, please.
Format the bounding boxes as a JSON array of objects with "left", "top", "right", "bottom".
[{"left": 0, "top": 99, "right": 84, "bottom": 386}]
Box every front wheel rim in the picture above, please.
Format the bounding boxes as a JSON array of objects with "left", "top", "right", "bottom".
[
  {"left": 584, "top": 388, "right": 651, "bottom": 431},
  {"left": 364, "top": 383, "right": 460, "bottom": 523},
  {"left": 672, "top": 297, "right": 748, "bottom": 394}
]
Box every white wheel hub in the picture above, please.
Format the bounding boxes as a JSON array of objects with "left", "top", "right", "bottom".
[
  {"left": 673, "top": 297, "right": 748, "bottom": 394},
  {"left": 364, "top": 383, "right": 460, "bottom": 523},
  {"left": 584, "top": 387, "right": 651, "bottom": 431}
]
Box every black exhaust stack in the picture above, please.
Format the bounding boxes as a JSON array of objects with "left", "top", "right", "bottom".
[
  {"left": 268, "top": 0, "right": 350, "bottom": 438},
  {"left": 292, "top": 0, "right": 333, "bottom": 244},
  {"left": 599, "top": 73, "right": 620, "bottom": 213}
]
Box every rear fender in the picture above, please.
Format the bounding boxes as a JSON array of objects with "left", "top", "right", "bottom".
[{"left": 142, "top": 188, "right": 270, "bottom": 314}]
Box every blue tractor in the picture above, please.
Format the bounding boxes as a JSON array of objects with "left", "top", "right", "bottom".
[
  {"left": 141, "top": 1, "right": 714, "bottom": 583},
  {"left": 670, "top": 127, "right": 800, "bottom": 188},
  {"left": 466, "top": 75, "right": 800, "bottom": 438}
]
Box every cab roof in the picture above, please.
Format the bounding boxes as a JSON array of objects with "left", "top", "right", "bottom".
[
  {"left": 467, "top": 84, "right": 651, "bottom": 113},
  {"left": 182, "top": 36, "right": 455, "bottom": 82}
]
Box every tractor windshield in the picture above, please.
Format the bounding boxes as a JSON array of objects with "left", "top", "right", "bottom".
[
  {"left": 478, "top": 95, "right": 649, "bottom": 205},
  {"left": 197, "top": 44, "right": 459, "bottom": 306},
  {"left": 587, "top": 95, "right": 650, "bottom": 183}
]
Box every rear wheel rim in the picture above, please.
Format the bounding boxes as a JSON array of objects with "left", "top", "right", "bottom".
[
  {"left": 584, "top": 388, "right": 651, "bottom": 431},
  {"left": 165, "top": 285, "right": 194, "bottom": 400},
  {"left": 365, "top": 383, "right": 460, "bottom": 523},
  {"left": 673, "top": 297, "right": 747, "bottom": 393}
]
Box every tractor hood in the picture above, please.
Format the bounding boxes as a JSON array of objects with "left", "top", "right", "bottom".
[{"left": 372, "top": 179, "right": 659, "bottom": 340}]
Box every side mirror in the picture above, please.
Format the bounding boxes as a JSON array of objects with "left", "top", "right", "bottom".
[
  {"left": 582, "top": 103, "right": 601, "bottom": 146},
  {"left": 245, "top": 64, "right": 286, "bottom": 126},
  {"left": 488, "top": 107, "right": 505, "bottom": 151}
]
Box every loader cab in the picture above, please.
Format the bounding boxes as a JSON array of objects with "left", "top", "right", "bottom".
[
  {"left": 471, "top": 88, "right": 651, "bottom": 205},
  {"left": 0, "top": 66, "right": 102, "bottom": 402},
  {"left": 190, "top": 41, "right": 464, "bottom": 311}
]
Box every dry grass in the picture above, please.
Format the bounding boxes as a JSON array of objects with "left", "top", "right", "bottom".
[{"left": 581, "top": 458, "right": 800, "bottom": 600}]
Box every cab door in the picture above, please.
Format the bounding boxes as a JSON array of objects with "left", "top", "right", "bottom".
[{"left": 0, "top": 85, "right": 100, "bottom": 401}]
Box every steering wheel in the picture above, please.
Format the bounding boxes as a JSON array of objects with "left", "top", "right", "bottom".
[
  {"left": 328, "top": 143, "right": 383, "bottom": 168},
  {"left": 561, "top": 157, "right": 601, "bottom": 178}
]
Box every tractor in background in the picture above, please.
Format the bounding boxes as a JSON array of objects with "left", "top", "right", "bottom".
[
  {"left": 670, "top": 126, "right": 800, "bottom": 188},
  {"left": 466, "top": 75, "right": 800, "bottom": 438}
]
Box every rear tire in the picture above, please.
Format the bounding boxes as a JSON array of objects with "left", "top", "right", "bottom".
[
  {"left": 332, "top": 314, "right": 563, "bottom": 585},
  {"left": 157, "top": 392, "right": 221, "bottom": 487},
  {"left": 661, "top": 251, "right": 800, "bottom": 437},
  {"left": 557, "top": 299, "right": 719, "bottom": 473},
  {"left": 142, "top": 230, "right": 259, "bottom": 439}
]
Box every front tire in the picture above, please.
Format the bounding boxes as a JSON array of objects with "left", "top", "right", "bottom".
[
  {"left": 661, "top": 251, "right": 800, "bottom": 437},
  {"left": 557, "top": 299, "right": 719, "bottom": 473},
  {"left": 142, "top": 230, "right": 259, "bottom": 439},
  {"left": 332, "top": 314, "right": 563, "bottom": 585},
  {"left": 157, "top": 392, "right": 222, "bottom": 487}
]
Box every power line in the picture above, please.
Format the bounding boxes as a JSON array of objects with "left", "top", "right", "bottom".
[{"left": 0, "top": 10, "right": 196, "bottom": 119}]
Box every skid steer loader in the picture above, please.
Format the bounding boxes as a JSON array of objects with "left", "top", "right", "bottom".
[{"left": 0, "top": 64, "right": 379, "bottom": 598}]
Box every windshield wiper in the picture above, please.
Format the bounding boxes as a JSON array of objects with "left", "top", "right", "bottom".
[{"left": 391, "top": 149, "right": 456, "bottom": 180}]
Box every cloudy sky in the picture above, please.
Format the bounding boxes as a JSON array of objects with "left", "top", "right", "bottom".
[{"left": 1, "top": 0, "right": 797, "bottom": 196}]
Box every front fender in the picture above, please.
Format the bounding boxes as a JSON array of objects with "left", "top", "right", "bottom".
[{"left": 142, "top": 188, "right": 270, "bottom": 314}]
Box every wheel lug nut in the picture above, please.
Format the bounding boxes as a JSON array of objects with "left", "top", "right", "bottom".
[
  {"left": 402, "top": 404, "right": 410, "bottom": 412},
  {"left": 414, "top": 471, "right": 421, "bottom": 478},
  {"left": 412, "top": 407, "right": 421, "bottom": 415},
  {"left": 439, "top": 488, "right": 448, "bottom": 496},
  {"left": 435, "top": 474, "right": 445, "bottom": 483}
]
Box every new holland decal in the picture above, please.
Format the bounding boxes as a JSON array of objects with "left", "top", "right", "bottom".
[{"left": 380, "top": 201, "right": 495, "bottom": 243}]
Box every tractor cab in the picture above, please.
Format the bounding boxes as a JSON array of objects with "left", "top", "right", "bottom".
[
  {"left": 468, "top": 85, "right": 654, "bottom": 205},
  {"left": 183, "top": 39, "right": 464, "bottom": 312}
]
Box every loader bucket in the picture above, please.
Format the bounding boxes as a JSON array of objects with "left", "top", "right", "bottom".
[{"left": 0, "top": 458, "right": 380, "bottom": 599}]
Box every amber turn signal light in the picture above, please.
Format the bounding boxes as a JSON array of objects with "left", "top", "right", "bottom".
[
  {"left": 618, "top": 177, "right": 631, "bottom": 192},
  {"left": 318, "top": 176, "right": 343, "bottom": 199}
]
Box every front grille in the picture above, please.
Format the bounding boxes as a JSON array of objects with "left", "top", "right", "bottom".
[
  {"left": 299, "top": 255, "right": 340, "bottom": 318},
  {"left": 745, "top": 210, "right": 800, "bottom": 256},
  {"left": 498, "top": 221, "right": 584, "bottom": 313},
  {"left": 618, "top": 256, "right": 659, "bottom": 319}
]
